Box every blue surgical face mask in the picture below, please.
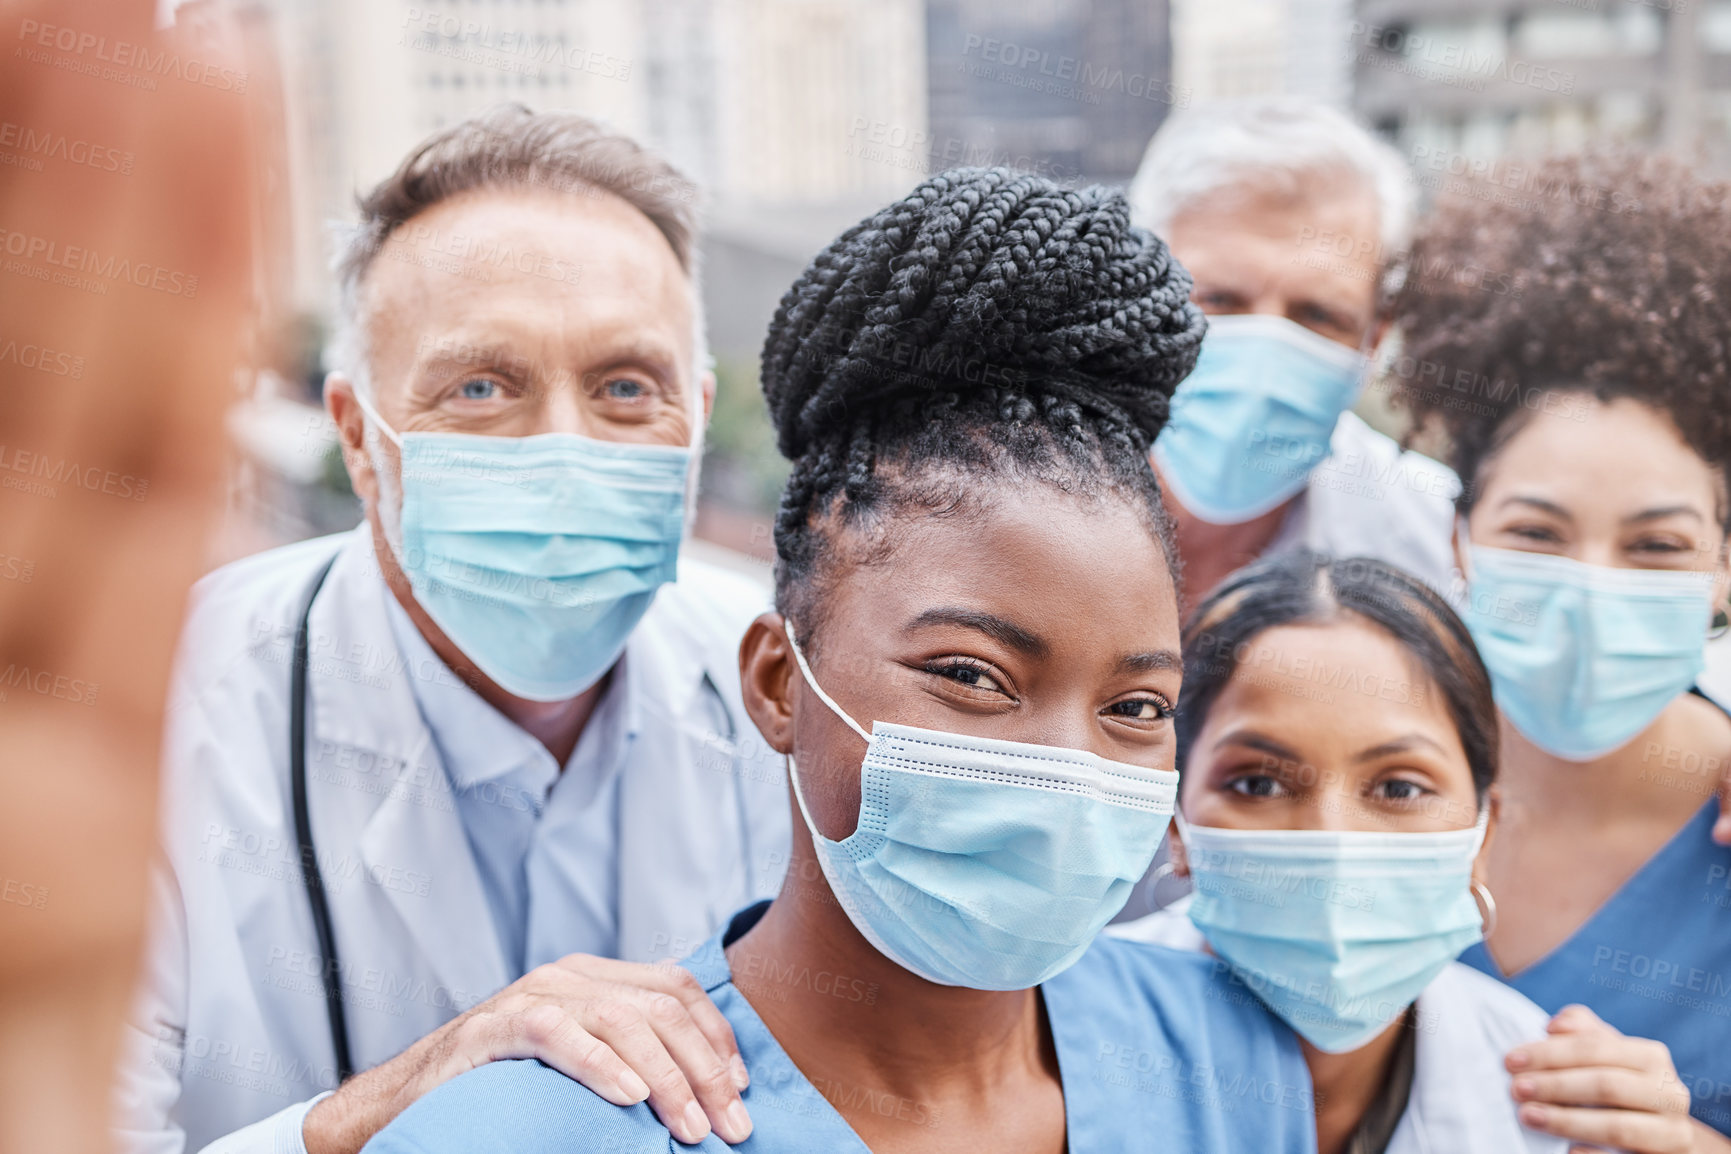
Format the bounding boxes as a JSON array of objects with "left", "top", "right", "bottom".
[
  {"left": 358, "top": 392, "right": 692, "bottom": 702},
  {"left": 1152, "top": 313, "right": 1367, "bottom": 524},
  {"left": 1460, "top": 545, "right": 1715, "bottom": 761},
  {"left": 1179, "top": 813, "right": 1489, "bottom": 1053},
  {"left": 783, "top": 620, "right": 1179, "bottom": 990}
]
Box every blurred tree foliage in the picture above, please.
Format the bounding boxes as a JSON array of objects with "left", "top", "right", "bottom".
[{"left": 700, "top": 355, "right": 788, "bottom": 518}]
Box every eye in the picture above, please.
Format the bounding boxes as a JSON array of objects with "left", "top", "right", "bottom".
[
  {"left": 1506, "top": 523, "right": 1562, "bottom": 545},
  {"left": 1193, "top": 289, "right": 1247, "bottom": 313},
  {"left": 458, "top": 377, "right": 498, "bottom": 401},
  {"left": 604, "top": 377, "right": 648, "bottom": 401},
  {"left": 1630, "top": 535, "right": 1691, "bottom": 557},
  {"left": 1106, "top": 697, "right": 1174, "bottom": 722},
  {"left": 1225, "top": 773, "right": 1287, "bottom": 799},
  {"left": 1371, "top": 777, "right": 1432, "bottom": 804},
  {"left": 1293, "top": 303, "right": 1353, "bottom": 338},
  {"left": 923, "top": 658, "right": 1008, "bottom": 697}
]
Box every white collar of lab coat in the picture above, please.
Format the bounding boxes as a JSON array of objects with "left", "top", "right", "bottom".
[
  {"left": 375, "top": 582, "right": 656, "bottom": 807},
  {"left": 1391, "top": 964, "right": 1568, "bottom": 1154},
  {"left": 1110, "top": 902, "right": 1566, "bottom": 1154},
  {"left": 359, "top": 534, "right": 700, "bottom": 792},
  {"left": 305, "top": 526, "right": 743, "bottom": 991},
  {"left": 378, "top": 587, "right": 559, "bottom": 792},
  {"left": 305, "top": 527, "right": 510, "bottom": 1004}
]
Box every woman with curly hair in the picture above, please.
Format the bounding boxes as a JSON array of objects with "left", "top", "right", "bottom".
[
  {"left": 361, "top": 168, "right": 1317, "bottom": 1152},
  {"left": 1393, "top": 154, "right": 1731, "bottom": 1151}
]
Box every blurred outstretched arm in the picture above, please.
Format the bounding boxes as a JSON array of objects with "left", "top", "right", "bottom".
[{"left": 0, "top": 1, "right": 266, "bottom": 1150}]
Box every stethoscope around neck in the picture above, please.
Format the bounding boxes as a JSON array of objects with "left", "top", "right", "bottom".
[
  {"left": 289, "top": 555, "right": 351, "bottom": 1082},
  {"left": 286, "top": 550, "right": 759, "bottom": 1086}
]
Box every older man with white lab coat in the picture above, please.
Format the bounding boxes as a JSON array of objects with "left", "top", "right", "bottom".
[
  {"left": 1127, "top": 99, "right": 1460, "bottom": 609},
  {"left": 113, "top": 107, "right": 788, "bottom": 1154}
]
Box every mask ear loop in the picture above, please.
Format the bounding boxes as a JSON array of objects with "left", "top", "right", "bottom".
[
  {"left": 780, "top": 617, "right": 871, "bottom": 850},
  {"left": 1141, "top": 860, "right": 1178, "bottom": 916},
  {"left": 1450, "top": 516, "right": 1476, "bottom": 606},
  {"left": 782, "top": 617, "right": 871, "bottom": 742},
  {"left": 1468, "top": 799, "right": 1495, "bottom": 935},
  {"left": 1471, "top": 881, "right": 1498, "bottom": 937},
  {"left": 350, "top": 386, "right": 404, "bottom": 449}
]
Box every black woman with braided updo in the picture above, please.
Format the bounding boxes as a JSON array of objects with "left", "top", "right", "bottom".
[{"left": 365, "top": 168, "right": 1318, "bottom": 1153}]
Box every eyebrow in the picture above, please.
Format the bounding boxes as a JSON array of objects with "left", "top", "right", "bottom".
[
  {"left": 1497, "top": 494, "right": 1572, "bottom": 520},
  {"left": 1497, "top": 495, "right": 1705, "bottom": 526},
  {"left": 416, "top": 332, "right": 684, "bottom": 374},
  {"left": 421, "top": 344, "right": 537, "bottom": 378},
  {"left": 587, "top": 332, "right": 686, "bottom": 383},
  {"left": 906, "top": 607, "right": 1049, "bottom": 659},
  {"left": 1214, "top": 729, "right": 1299, "bottom": 763},
  {"left": 1117, "top": 650, "right": 1183, "bottom": 674},
  {"left": 602, "top": 333, "right": 682, "bottom": 365},
  {"left": 1354, "top": 734, "right": 1448, "bottom": 762},
  {"left": 1623, "top": 505, "right": 1703, "bottom": 525}
]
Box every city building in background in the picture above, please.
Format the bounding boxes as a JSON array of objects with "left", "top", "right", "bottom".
[
  {"left": 1170, "top": 0, "right": 1355, "bottom": 106},
  {"left": 230, "top": 0, "right": 1181, "bottom": 561},
  {"left": 925, "top": 0, "right": 1177, "bottom": 183},
  {"left": 1351, "top": 0, "right": 1726, "bottom": 166},
  {"left": 270, "top": 0, "right": 650, "bottom": 323},
  {"left": 221, "top": 0, "right": 1731, "bottom": 565}
]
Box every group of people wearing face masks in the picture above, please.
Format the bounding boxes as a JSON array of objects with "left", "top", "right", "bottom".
[{"left": 114, "top": 98, "right": 1731, "bottom": 1154}]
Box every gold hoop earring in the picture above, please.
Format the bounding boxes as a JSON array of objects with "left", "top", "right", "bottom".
[
  {"left": 1710, "top": 605, "right": 1730, "bottom": 641},
  {"left": 1472, "top": 881, "right": 1498, "bottom": 938}
]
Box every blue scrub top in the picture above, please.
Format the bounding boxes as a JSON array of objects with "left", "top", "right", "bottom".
[
  {"left": 1461, "top": 799, "right": 1731, "bottom": 1135},
  {"left": 365, "top": 902, "right": 1318, "bottom": 1153}
]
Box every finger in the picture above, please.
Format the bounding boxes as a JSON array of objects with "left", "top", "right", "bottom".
[
  {"left": 1546, "top": 1004, "right": 1612, "bottom": 1036},
  {"left": 580, "top": 990, "right": 751, "bottom": 1145},
  {"left": 1517, "top": 1102, "right": 1693, "bottom": 1154},
  {"left": 1508, "top": 1032, "right": 1668, "bottom": 1074},
  {"left": 517, "top": 999, "right": 715, "bottom": 1145},
  {"left": 556, "top": 957, "right": 749, "bottom": 1090},
  {"left": 634, "top": 988, "right": 754, "bottom": 1144},
  {"left": 1511, "top": 1066, "right": 1691, "bottom": 1114},
  {"left": 493, "top": 1003, "right": 656, "bottom": 1108}
]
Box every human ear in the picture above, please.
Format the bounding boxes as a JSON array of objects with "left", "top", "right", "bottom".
[
  {"left": 699, "top": 368, "right": 716, "bottom": 424},
  {"left": 1452, "top": 514, "right": 1471, "bottom": 581},
  {"left": 738, "top": 612, "right": 796, "bottom": 756},
  {"left": 324, "top": 373, "right": 380, "bottom": 507},
  {"left": 1166, "top": 818, "right": 1191, "bottom": 880},
  {"left": 1362, "top": 316, "right": 1391, "bottom": 357},
  {"left": 1707, "top": 532, "right": 1730, "bottom": 625},
  {"left": 1471, "top": 786, "right": 1501, "bottom": 886}
]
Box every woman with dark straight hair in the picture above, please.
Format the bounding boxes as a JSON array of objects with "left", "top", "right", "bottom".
[
  {"left": 1118, "top": 548, "right": 1715, "bottom": 1153},
  {"left": 1113, "top": 550, "right": 1571, "bottom": 1154}
]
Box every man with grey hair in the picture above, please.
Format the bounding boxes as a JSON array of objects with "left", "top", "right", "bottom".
[
  {"left": 1128, "top": 97, "right": 1459, "bottom": 606},
  {"left": 113, "top": 106, "right": 781, "bottom": 1154}
]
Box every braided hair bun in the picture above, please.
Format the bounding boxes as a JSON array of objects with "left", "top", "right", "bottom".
[
  {"left": 760, "top": 167, "right": 1203, "bottom": 633},
  {"left": 762, "top": 167, "right": 1203, "bottom": 460}
]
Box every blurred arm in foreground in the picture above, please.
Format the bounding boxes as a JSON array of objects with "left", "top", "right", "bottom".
[{"left": 0, "top": 0, "right": 262, "bottom": 1150}]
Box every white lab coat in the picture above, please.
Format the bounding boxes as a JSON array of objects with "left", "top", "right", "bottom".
[
  {"left": 111, "top": 527, "right": 792, "bottom": 1154},
  {"left": 1269, "top": 411, "right": 1461, "bottom": 594},
  {"left": 1110, "top": 899, "right": 1569, "bottom": 1154}
]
